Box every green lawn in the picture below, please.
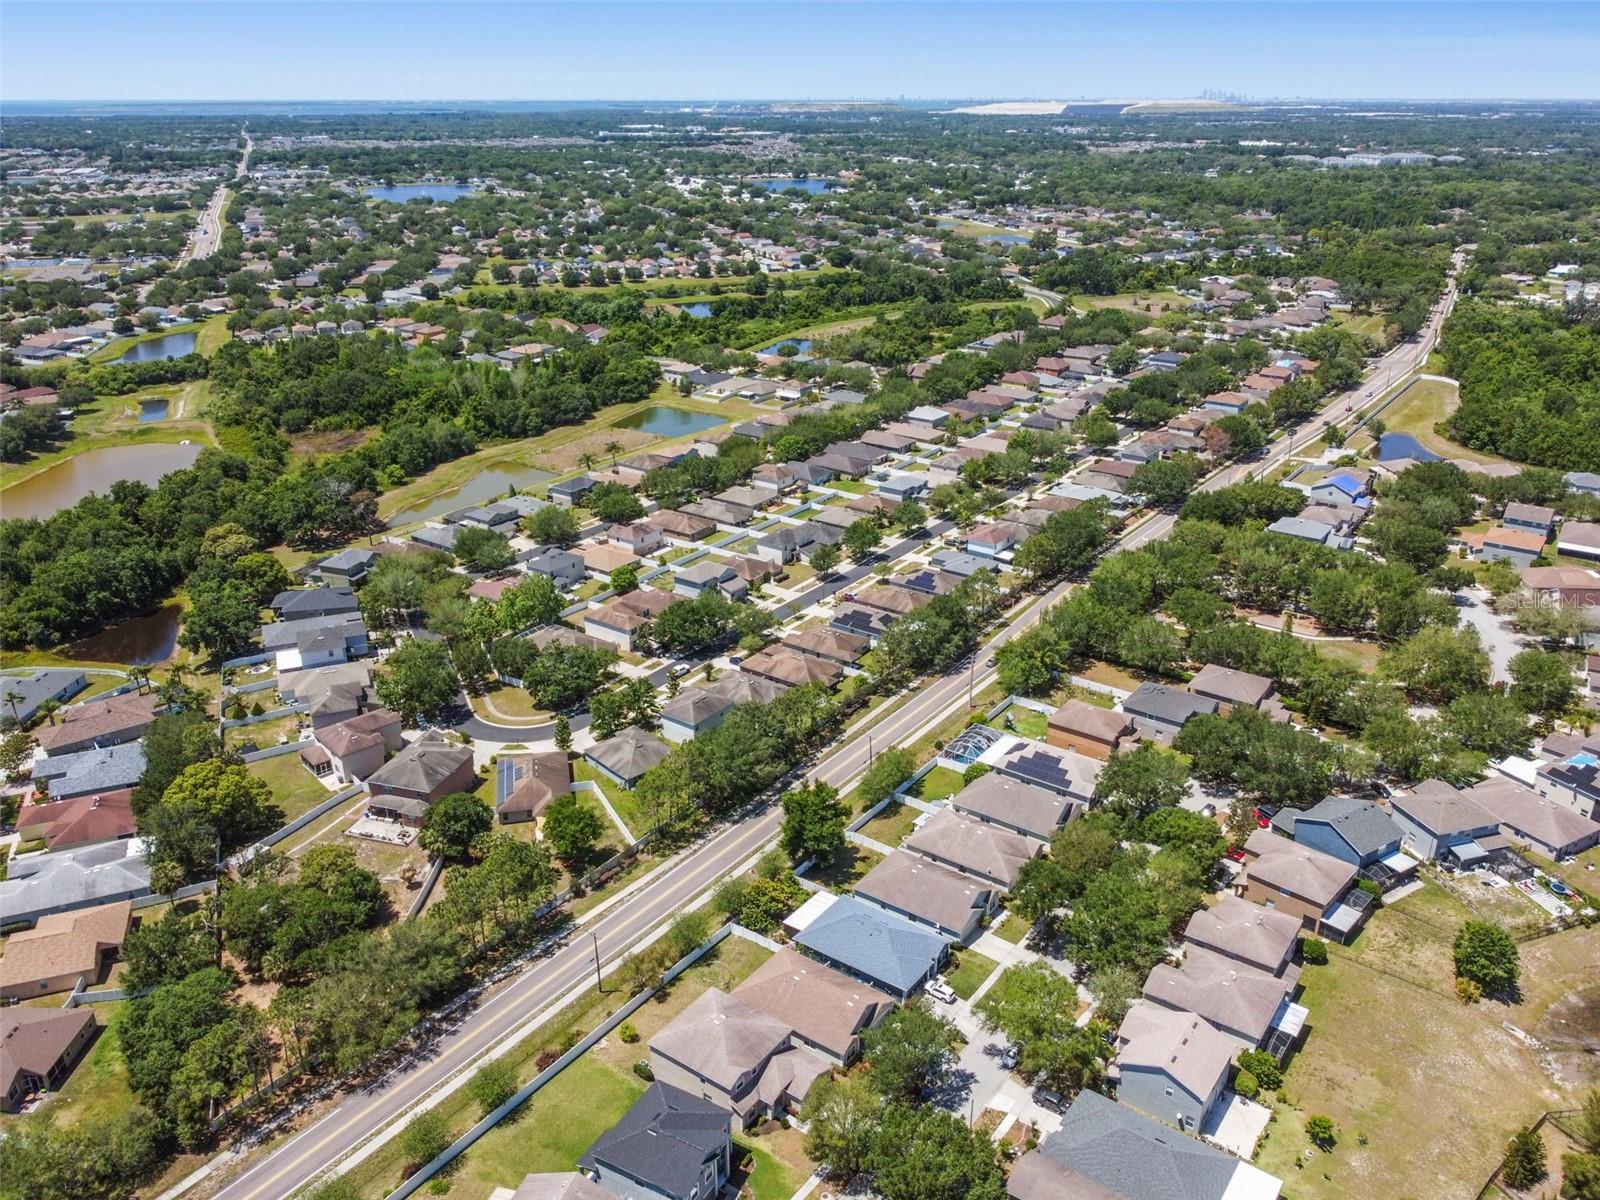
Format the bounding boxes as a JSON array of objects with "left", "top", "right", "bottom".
[
  {"left": 990, "top": 913, "right": 1031, "bottom": 945},
  {"left": 246, "top": 751, "right": 335, "bottom": 822},
  {"left": 733, "top": 1135, "right": 810, "bottom": 1200},
  {"left": 1377, "top": 377, "right": 1512, "bottom": 466},
  {"left": 0, "top": 1012, "right": 135, "bottom": 1134},
  {"left": 908, "top": 765, "right": 967, "bottom": 803},
  {"left": 575, "top": 760, "right": 649, "bottom": 841},
  {"left": 805, "top": 844, "right": 883, "bottom": 892},
  {"left": 995, "top": 705, "right": 1049, "bottom": 740},
  {"left": 857, "top": 800, "right": 921, "bottom": 846},
  {"left": 1253, "top": 881, "right": 1600, "bottom": 1199},
  {"left": 944, "top": 948, "right": 1000, "bottom": 1000}
]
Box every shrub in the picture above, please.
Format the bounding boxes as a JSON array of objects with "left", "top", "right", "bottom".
[
  {"left": 1237, "top": 1049, "right": 1283, "bottom": 1091},
  {"left": 1305, "top": 1115, "right": 1337, "bottom": 1150},
  {"left": 1453, "top": 920, "right": 1520, "bottom": 994},
  {"left": 962, "top": 762, "right": 992, "bottom": 784},
  {"left": 399, "top": 1111, "right": 451, "bottom": 1172},
  {"left": 632, "top": 1059, "right": 654, "bottom": 1081},
  {"left": 1234, "top": 1069, "right": 1259, "bottom": 1100},
  {"left": 1300, "top": 937, "right": 1329, "bottom": 965},
  {"left": 665, "top": 910, "right": 711, "bottom": 960},
  {"left": 1456, "top": 976, "right": 1484, "bottom": 1004},
  {"left": 618, "top": 1022, "right": 640, "bottom": 1044},
  {"left": 466, "top": 1059, "right": 518, "bottom": 1116},
  {"left": 1501, "top": 1126, "right": 1548, "bottom": 1190}
]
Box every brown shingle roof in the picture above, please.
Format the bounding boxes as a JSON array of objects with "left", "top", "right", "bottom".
[{"left": 0, "top": 901, "right": 130, "bottom": 992}]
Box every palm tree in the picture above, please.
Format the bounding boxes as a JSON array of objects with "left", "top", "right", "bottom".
[
  {"left": 37, "top": 699, "right": 60, "bottom": 726},
  {"left": 3, "top": 690, "right": 22, "bottom": 726},
  {"left": 578, "top": 451, "right": 597, "bottom": 472},
  {"left": 605, "top": 440, "right": 624, "bottom": 466},
  {"left": 129, "top": 666, "right": 151, "bottom": 695}
]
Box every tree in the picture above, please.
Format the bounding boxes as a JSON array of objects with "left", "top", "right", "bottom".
[
  {"left": 1130, "top": 459, "right": 1195, "bottom": 507},
  {"left": 178, "top": 575, "right": 261, "bottom": 660},
  {"left": 1237, "top": 1048, "right": 1284, "bottom": 1091},
  {"left": 975, "top": 962, "right": 1109, "bottom": 1094},
  {"left": 132, "top": 710, "right": 220, "bottom": 816},
  {"left": 2, "top": 1104, "right": 170, "bottom": 1200},
  {"left": 152, "top": 759, "right": 281, "bottom": 854},
  {"left": 467, "top": 1059, "right": 519, "bottom": 1116},
  {"left": 499, "top": 574, "right": 563, "bottom": 631},
  {"left": 1562, "top": 1154, "right": 1600, "bottom": 1200},
  {"left": 375, "top": 638, "right": 461, "bottom": 723},
  {"left": 894, "top": 500, "right": 927, "bottom": 532},
  {"left": 1095, "top": 743, "right": 1190, "bottom": 820},
  {"left": 1509, "top": 648, "right": 1578, "bottom": 717},
  {"left": 0, "top": 728, "right": 34, "bottom": 782},
  {"left": 1107, "top": 342, "right": 1141, "bottom": 375},
  {"left": 1453, "top": 920, "right": 1520, "bottom": 994},
  {"left": 1578, "top": 1088, "right": 1600, "bottom": 1154},
  {"left": 419, "top": 792, "right": 493, "bottom": 860},
  {"left": 1378, "top": 626, "right": 1491, "bottom": 705},
  {"left": 454, "top": 525, "right": 514, "bottom": 572},
  {"left": 1085, "top": 964, "right": 1141, "bottom": 1026},
  {"left": 609, "top": 564, "right": 638, "bottom": 595},
  {"left": 858, "top": 748, "right": 914, "bottom": 808},
  {"left": 867, "top": 1104, "right": 1006, "bottom": 1200},
  {"left": 842, "top": 517, "right": 883, "bottom": 561},
  {"left": 121, "top": 908, "right": 218, "bottom": 991},
  {"left": 543, "top": 793, "right": 605, "bottom": 864},
  {"left": 779, "top": 780, "right": 849, "bottom": 863},
  {"left": 810, "top": 543, "right": 840, "bottom": 575},
  {"left": 525, "top": 505, "right": 580, "bottom": 546},
  {"left": 1443, "top": 691, "right": 1533, "bottom": 758},
  {"left": 553, "top": 713, "right": 573, "bottom": 753},
  {"left": 1502, "top": 1127, "right": 1548, "bottom": 1190},
  {"left": 801, "top": 1074, "right": 880, "bottom": 1180},
  {"left": 587, "top": 482, "right": 645, "bottom": 524},
  {"left": 1305, "top": 1115, "right": 1338, "bottom": 1150},
  {"left": 862, "top": 1002, "right": 962, "bottom": 1103},
  {"left": 399, "top": 1110, "right": 451, "bottom": 1171}
]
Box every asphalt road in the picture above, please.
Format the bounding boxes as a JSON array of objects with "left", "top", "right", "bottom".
[
  {"left": 203, "top": 253, "right": 1464, "bottom": 1200},
  {"left": 184, "top": 130, "right": 250, "bottom": 263}
]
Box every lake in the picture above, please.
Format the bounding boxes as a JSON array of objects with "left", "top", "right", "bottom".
[
  {"left": 680, "top": 303, "right": 713, "bottom": 318},
  {"left": 979, "top": 233, "right": 1029, "bottom": 246},
  {"left": 364, "top": 183, "right": 477, "bottom": 203},
  {"left": 1377, "top": 432, "right": 1442, "bottom": 463},
  {"left": 756, "top": 178, "right": 833, "bottom": 195},
  {"left": 758, "top": 337, "right": 812, "bottom": 357},
  {"left": 613, "top": 407, "right": 726, "bottom": 438},
  {"left": 65, "top": 604, "right": 182, "bottom": 666},
  {"left": 385, "top": 461, "right": 555, "bottom": 527},
  {"left": 0, "top": 441, "right": 204, "bottom": 520},
  {"left": 138, "top": 398, "right": 170, "bottom": 422},
  {"left": 115, "top": 329, "right": 198, "bottom": 362}
]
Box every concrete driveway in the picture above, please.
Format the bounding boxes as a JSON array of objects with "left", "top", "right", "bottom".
[{"left": 1454, "top": 586, "right": 1523, "bottom": 683}]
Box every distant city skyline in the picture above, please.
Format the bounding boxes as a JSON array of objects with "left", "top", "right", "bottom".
[{"left": 5, "top": 1, "right": 1599, "bottom": 103}]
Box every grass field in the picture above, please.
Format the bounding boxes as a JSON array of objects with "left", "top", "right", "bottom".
[
  {"left": 1253, "top": 878, "right": 1600, "bottom": 1198},
  {"left": 0, "top": 1013, "right": 135, "bottom": 1135},
  {"left": 805, "top": 843, "right": 883, "bottom": 892},
  {"left": 1377, "top": 377, "right": 1514, "bottom": 466},
  {"left": 944, "top": 948, "right": 1001, "bottom": 1000},
  {"left": 857, "top": 799, "right": 922, "bottom": 847},
  {"left": 908, "top": 764, "right": 967, "bottom": 803},
  {"left": 246, "top": 749, "right": 334, "bottom": 822},
  {"left": 990, "top": 913, "right": 1031, "bottom": 944},
  {"left": 1072, "top": 290, "right": 1188, "bottom": 315}
]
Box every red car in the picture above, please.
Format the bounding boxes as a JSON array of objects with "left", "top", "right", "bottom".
[
  {"left": 1226, "top": 847, "right": 1247, "bottom": 862},
  {"left": 1252, "top": 808, "right": 1271, "bottom": 828}
]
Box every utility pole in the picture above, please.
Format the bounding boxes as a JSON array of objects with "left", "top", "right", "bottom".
[{"left": 591, "top": 930, "right": 603, "bottom": 993}]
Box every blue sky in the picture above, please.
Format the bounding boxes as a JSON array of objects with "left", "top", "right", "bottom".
[{"left": 5, "top": 2, "right": 1598, "bottom": 102}]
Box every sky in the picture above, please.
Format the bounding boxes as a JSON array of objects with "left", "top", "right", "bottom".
[{"left": 4, "top": 1, "right": 1598, "bottom": 103}]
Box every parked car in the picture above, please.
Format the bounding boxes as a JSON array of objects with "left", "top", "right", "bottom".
[
  {"left": 999, "top": 1045, "right": 1020, "bottom": 1070},
  {"left": 1033, "top": 1086, "right": 1066, "bottom": 1113},
  {"left": 926, "top": 980, "right": 957, "bottom": 1005}
]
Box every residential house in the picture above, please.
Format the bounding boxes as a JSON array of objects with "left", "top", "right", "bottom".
[
  {"left": 681, "top": 497, "right": 755, "bottom": 529},
  {"left": 782, "top": 628, "right": 868, "bottom": 665},
  {"left": 299, "top": 709, "right": 402, "bottom": 784},
  {"left": 1503, "top": 503, "right": 1556, "bottom": 537},
  {"left": 0, "top": 839, "right": 152, "bottom": 928},
  {"left": 1182, "top": 895, "right": 1302, "bottom": 978},
  {"left": 1564, "top": 472, "right": 1600, "bottom": 498},
  {"left": 1478, "top": 525, "right": 1549, "bottom": 567},
  {"left": 1464, "top": 777, "right": 1600, "bottom": 859},
  {"left": 502, "top": 1174, "right": 611, "bottom": 1200},
  {"left": 1121, "top": 684, "right": 1219, "bottom": 743},
  {"left": 1271, "top": 797, "right": 1413, "bottom": 886},
  {"left": 1307, "top": 472, "right": 1370, "bottom": 507},
  {"left": 1387, "top": 779, "right": 1506, "bottom": 867},
  {"left": 1007, "top": 1090, "right": 1283, "bottom": 1200},
  {"left": 1188, "top": 665, "right": 1282, "bottom": 715},
  {"left": 1143, "top": 947, "right": 1305, "bottom": 1056},
  {"left": 855, "top": 850, "right": 996, "bottom": 942},
  {"left": 1201, "top": 391, "right": 1253, "bottom": 416},
  {"left": 1047, "top": 699, "right": 1136, "bottom": 761},
  {"left": 1078, "top": 460, "right": 1141, "bottom": 494},
  {"left": 522, "top": 548, "right": 588, "bottom": 592},
  {"left": 948, "top": 772, "right": 1080, "bottom": 842},
  {"left": 579, "top": 1082, "right": 733, "bottom": 1200},
  {"left": 547, "top": 475, "right": 596, "bottom": 508},
  {"left": 674, "top": 559, "right": 749, "bottom": 602},
  {"left": 966, "top": 522, "right": 1022, "bottom": 558},
  {"left": 583, "top": 589, "right": 676, "bottom": 652},
  {"left": 790, "top": 893, "right": 948, "bottom": 1000},
  {"left": 494, "top": 752, "right": 574, "bottom": 825},
  {"left": 409, "top": 524, "right": 459, "bottom": 554},
  {"left": 270, "top": 588, "right": 361, "bottom": 621},
  {"left": 731, "top": 946, "right": 892, "bottom": 1066},
  {"left": 0, "top": 901, "right": 131, "bottom": 1000},
  {"left": 260, "top": 613, "right": 369, "bottom": 673},
  {"left": 902, "top": 807, "right": 1045, "bottom": 890},
  {"left": 1556, "top": 521, "right": 1600, "bottom": 562},
  {"left": 0, "top": 669, "right": 87, "bottom": 727},
  {"left": 13, "top": 790, "right": 136, "bottom": 852},
  {"left": 606, "top": 521, "right": 666, "bottom": 557},
  {"left": 1537, "top": 750, "right": 1600, "bottom": 821},
  {"left": 1237, "top": 828, "right": 1368, "bottom": 943},
  {"left": 33, "top": 691, "right": 162, "bottom": 756},
  {"left": 1, "top": 1008, "right": 98, "bottom": 1113},
  {"left": 987, "top": 740, "right": 1101, "bottom": 811},
  {"left": 647, "top": 990, "right": 829, "bottom": 1128},
  {"left": 740, "top": 646, "right": 843, "bottom": 688},
  {"left": 585, "top": 727, "right": 671, "bottom": 789},
  {"left": 365, "top": 736, "right": 477, "bottom": 826},
  {"left": 33, "top": 742, "right": 146, "bottom": 801},
  {"left": 1265, "top": 515, "right": 1354, "bottom": 551},
  {"left": 278, "top": 661, "right": 376, "bottom": 728},
  {"left": 853, "top": 584, "right": 929, "bottom": 617},
  {"left": 828, "top": 604, "right": 896, "bottom": 641},
  {"left": 1111, "top": 1003, "right": 1235, "bottom": 1132},
  {"left": 660, "top": 674, "right": 786, "bottom": 744}
]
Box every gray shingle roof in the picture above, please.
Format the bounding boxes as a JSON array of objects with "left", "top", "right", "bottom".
[
  {"left": 579, "top": 1082, "right": 728, "bottom": 1196},
  {"left": 1122, "top": 683, "right": 1219, "bottom": 727},
  {"left": 1287, "top": 795, "right": 1401, "bottom": 856},
  {"left": 1031, "top": 1090, "right": 1251, "bottom": 1200},
  {"left": 794, "top": 893, "right": 945, "bottom": 995}
]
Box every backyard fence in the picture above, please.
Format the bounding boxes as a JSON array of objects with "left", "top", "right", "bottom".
[{"left": 226, "top": 782, "right": 365, "bottom": 869}]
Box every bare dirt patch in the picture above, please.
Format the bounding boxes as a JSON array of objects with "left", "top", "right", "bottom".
[{"left": 532, "top": 427, "right": 655, "bottom": 473}]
